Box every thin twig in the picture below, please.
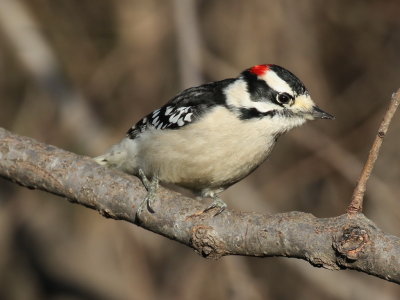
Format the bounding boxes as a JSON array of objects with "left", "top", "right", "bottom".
[{"left": 348, "top": 89, "right": 400, "bottom": 214}]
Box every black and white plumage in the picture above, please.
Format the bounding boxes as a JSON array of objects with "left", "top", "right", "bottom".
[
  {"left": 127, "top": 79, "right": 234, "bottom": 138},
  {"left": 95, "top": 64, "right": 334, "bottom": 215}
]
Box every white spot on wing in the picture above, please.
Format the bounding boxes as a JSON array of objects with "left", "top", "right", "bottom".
[
  {"left": 152, "top": 109, "right": 160, "bottom": 117},
  {"left": 184, "top": 113, "right": 192, "bottom": 122},
  {"left": 165, "top": 106, "right": 173, "bottom": 115},
  {"left": 177, "top": 119, "right": 184, "bottom": 126},
  {"left": 169, "top": 114, "right": 180, "bottom": 123},
  {"left": 152, "top": 116, "right": 159, "bottom": 125}
]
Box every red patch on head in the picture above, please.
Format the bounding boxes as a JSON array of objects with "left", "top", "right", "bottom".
[{"left": 249, "top": 64, "right": 270, "bottom": 76}]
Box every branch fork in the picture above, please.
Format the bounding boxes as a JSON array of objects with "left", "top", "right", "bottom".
[{"left": 347, "top": 89, "right": 400, "bottom": 214}]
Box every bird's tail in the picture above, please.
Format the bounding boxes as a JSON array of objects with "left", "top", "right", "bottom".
[{"left": 93, "top": 138, "right": 135, "bottom": 172}]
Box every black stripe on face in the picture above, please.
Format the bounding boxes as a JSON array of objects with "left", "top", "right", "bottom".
[
  {"left": 238, "top": 108, "right": 277, "bottom": 120},
  {"left": 238, "top": 107, "right": 297, "bottom": 120},
  {"left": 242, "top": 71, "right": 284, "bottom": 107}
]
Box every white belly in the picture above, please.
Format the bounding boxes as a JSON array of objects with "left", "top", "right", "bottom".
[{"left": 135, "top": 107, "right": 278, "bottom": 193}]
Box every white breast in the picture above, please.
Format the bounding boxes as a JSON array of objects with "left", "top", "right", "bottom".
[{"left": 134, "top": 107, "right": 279, "bottom": 193}]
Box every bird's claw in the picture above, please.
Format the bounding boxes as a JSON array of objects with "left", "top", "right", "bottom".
[
  {"left": 136, "top": 169, "right": 159, "bottom": 216},
  {"left": 203, "top": 197, "right": 227, "bottom": 216}
]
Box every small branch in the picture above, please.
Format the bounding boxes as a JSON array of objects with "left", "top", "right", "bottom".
[
  {"left": 348, "top": 89, "right": 400, "bottom": 214},
  {"left": 1, "top": 127, "right": 400, "bottom": 284}
]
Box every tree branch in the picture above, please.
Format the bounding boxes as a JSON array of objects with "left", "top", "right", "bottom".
[
  {"left": 0, "top": 127, "right": 399, "bottom": 284},
  {"left": 348, "top": 89, "right": 400, "bottom": 214}
]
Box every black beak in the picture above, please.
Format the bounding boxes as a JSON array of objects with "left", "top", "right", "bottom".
[{"left": 312, "top": 106, "right": 335, "bottom": 120}]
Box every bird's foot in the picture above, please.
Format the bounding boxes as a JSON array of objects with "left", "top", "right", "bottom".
[
  {"left": 138, "top": 168, "right": 151, "bottom": 190},
  {"left": 203, "top": 197, "right": 227, "bottom": 216},
  {"left": 137, "top": 169, "right": 159, "bottom": 215}
]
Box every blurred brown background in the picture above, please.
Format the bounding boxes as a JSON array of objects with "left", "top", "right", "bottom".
[{"left": 0, "top": 0, "right": 400, "bottom": 299}]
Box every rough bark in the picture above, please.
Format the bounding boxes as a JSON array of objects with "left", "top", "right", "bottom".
[{"left": 0, "top": 127, "right": 399, "bottom": 284}]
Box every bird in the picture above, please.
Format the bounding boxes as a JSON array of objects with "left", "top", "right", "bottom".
[{"left": 94, "top": 64, "right": 334, "bottom": 215}]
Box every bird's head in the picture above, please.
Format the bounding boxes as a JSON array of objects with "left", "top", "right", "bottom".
[{"left": 224, "top": 64, "right": 334, "bottom": 133}]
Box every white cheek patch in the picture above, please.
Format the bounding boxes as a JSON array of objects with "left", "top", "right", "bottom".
[
  {"left": 259, "top": 70, "right": 293, "bottom": 95},
  {"left": 252, "top": 101, "right": 281, "bottom": 113},
  {"left": 224, "top": 79, "right": 252, "bottom": 108},
  {"left": 224, "top": 78, "right": 282, "bottom": 113}
]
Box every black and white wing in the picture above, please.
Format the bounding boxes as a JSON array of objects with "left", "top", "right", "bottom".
[{"left": 127, "top": 79, "right": 234, "bottom": 139}]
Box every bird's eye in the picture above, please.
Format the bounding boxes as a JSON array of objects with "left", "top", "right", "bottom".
[{"left": 276, "top": 93, "right": 293, "bottom": 105}]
